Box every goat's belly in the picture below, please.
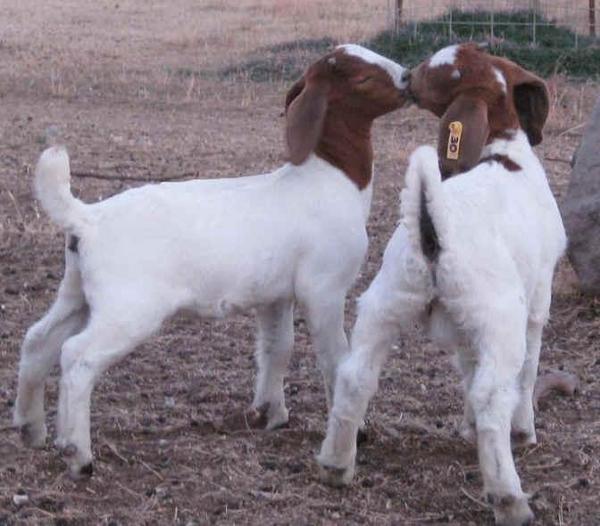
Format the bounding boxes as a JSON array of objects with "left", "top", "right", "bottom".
[
  {"left": 187, "top": 295, "right": 266, "bottom": 318},
  {"left": 182, "top": 268, "right": 296, "bottom": 318}
]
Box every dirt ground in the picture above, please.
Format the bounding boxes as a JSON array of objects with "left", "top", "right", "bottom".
[{"left": 1, "top": 1, "right": 599, "bottom": 525}]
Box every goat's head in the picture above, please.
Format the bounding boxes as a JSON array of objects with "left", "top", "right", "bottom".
[
  {"left": 285, "top": 45, "right": 409, "bottom": 168},
  {"left": 408, "top": 43, "right": 549, "bottom": 177}
]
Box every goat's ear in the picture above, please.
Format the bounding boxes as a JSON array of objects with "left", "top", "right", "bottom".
[
  {"left": 285, "top": 78, "right": 328, "bottom": 165},
  {"left": 512, "top": 71, "right": 549, "bottom": 146},
  {"left": 285, "top": 77, "right": 305, "bottom": 113},
  {"left": 437, "top": 93, "right": 489, "bottom": 178}
]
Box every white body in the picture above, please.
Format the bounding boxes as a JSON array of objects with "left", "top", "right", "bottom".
[
  {"left": 15, "top": 148, "right": 371, "bottom": 474},
  {"left": 55, "top": 152, "right": 369, "bottom": 320},
  {"left": 318, "top": 131, "right": 566, "bottom": 522}
]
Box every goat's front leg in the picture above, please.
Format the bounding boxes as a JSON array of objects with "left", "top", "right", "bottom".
[
  {"left": 305, "top": 294, "right": 349, "bottom": 413},
  {"left": 252, "top": 300, "right": 294, "bottom": 430}
]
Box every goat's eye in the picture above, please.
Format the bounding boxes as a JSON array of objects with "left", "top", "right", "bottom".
[{"left": 354, "top": 76, "right": 373, "bottom": 85}]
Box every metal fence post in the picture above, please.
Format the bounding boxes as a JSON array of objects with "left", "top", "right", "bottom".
[
  {"left": 490, "top": 0, "right": 495, "bottom": 43},
  {"left": 395, "top": 0, "right": 404, "bottom": 34},
  {"left": 532, "top": 2, "right": 537, "bottom": 46}
]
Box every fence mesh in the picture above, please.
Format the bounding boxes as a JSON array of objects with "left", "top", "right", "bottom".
[{"left": 388, "top": 1, "right": 599, "bottom": 45}]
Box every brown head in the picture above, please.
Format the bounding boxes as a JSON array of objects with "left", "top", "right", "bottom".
[
  {"left": 285, "top": 44, "right": 409, "bottom": 189},
  {"left": 408, "top": 43, "right": 549, "bottom": 178}
]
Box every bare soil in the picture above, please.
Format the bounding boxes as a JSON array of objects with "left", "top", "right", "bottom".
[{"left": 1, "top": 1, "right": 598, "bottom": 525}]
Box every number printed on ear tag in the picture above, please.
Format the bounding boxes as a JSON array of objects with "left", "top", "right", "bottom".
[{"left": 446, "top": 121, "right": 463, "bottom": 160}]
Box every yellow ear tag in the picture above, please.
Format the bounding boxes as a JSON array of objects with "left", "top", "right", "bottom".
[{"left": 446, "top": 121, "right": 463, "bottom": 160}]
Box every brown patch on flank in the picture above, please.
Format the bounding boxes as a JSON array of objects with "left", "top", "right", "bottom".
[{"left": 479, "top": 154, "right": 521, "bottom": 172}]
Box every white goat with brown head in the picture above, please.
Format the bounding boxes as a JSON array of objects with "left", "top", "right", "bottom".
[
  {"left": 318, "top": 43, "right": 566, "bottom": 526},
  {"left": 14, "top": 45, "right": 410, "bottom": 478}
]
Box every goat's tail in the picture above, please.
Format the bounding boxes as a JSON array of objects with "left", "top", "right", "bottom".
[
  {"left": 400, "top": 145, "right": 448, "bottom": 261},
  {"left": 34, "top": 146, "right": 86, "bottom": 232}
]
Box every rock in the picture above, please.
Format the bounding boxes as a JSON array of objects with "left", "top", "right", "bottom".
[
  {"left": 561, "top": 96, "right": 600, "bottom": 294},
  {"left": 12, "top": 493, "right": 29, "bottom": 506}
]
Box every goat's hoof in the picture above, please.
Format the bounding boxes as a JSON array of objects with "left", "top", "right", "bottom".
[
  {"left": 54, "top": 436, "right": 67, "bottom": 450},
  {"left": 60, "top": 443, "right": 94, "bottom": 480},
  {"left": 18, "top": 422, "right": 47, "bottom": 449},
  {"left": 488, "top": 494, "right": 534, "bottom": 526},
  {"left": 79, "top": 462, "right": 94, "bottom": 477},
  {"left": 68, "top": 461, "right": 94, "bottom": 481},
  {"left": 318, "top": 462, "right": 355, "bottom": 487},
  {"left": 511, "top": 429, "right": 537, "bottom": 449},
  {"left": 458, "top": 420, "right": 476, "bottom": 444},
  {"left": 248, "top": 403, "right": 289, "bottom": 430},
  {"left": 265, "top": 406, "right": 289, "bottom": 431},
  {"left": 61, "top": 443, "right": 78, "bottom": 457},
  {"left": 356, "top": 419, "right": 370, "bottom": 446}
]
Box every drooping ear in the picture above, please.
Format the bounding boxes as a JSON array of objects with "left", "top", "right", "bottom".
[
  {"left": 285, "top": 77, "right": 305, "bottom": 113},
  {"left": 437, "top": 93, "right": 489, "bottom": 179},
  {"left": 512, "top": 71, "right": 549, "bottom": 146},
  {"left": 285, "top": 78, "right": 328, "bottom": 165}
]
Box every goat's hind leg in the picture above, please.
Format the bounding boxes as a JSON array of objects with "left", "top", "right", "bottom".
[
  {"left": 511, "top": 279, "right": 551, "bottom": 448},
  {"left": 469, "top": 306, "right": 533, "bottom": 526},
  {"left": 455, "top": 352, "right": 477, "bottom": 443},
  {"left": 252, "top": 300, "right": 294, "bottom": 429},
  {"left": 318, "top": 232, "right": 432, "bottom": 486},
  {"left": 14, "top": 256, "right": 87, "bottom": 448},
  {"left": 57, "top": 305, "right": 163, "bottom": 478}
]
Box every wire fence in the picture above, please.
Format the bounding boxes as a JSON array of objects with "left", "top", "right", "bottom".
[{"left": 388, "top": 1, "right": 599, "bottom": 46}]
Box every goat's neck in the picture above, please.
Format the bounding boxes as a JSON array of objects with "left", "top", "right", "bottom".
[
  {"left": 315, "top": 111, "right": 373, "bottom": 190},
  {"left": 482, "top": 129, "right": 536, "bottom": 164}
]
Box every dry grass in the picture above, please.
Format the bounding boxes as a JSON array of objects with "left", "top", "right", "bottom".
[{"left": 1, "top": 2, "right": 599, "bottom": 525}]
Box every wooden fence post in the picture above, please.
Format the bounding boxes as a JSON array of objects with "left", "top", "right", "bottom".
[{"left": 590, "top": 0, "right": 597, "bottom": 37}]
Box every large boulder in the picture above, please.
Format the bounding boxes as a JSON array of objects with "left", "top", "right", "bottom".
[{"left": 562, "top": 97, "right": 600, "bottom": 294}]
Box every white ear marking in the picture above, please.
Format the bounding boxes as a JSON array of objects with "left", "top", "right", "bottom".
[
  {"left": 336, "top": 44, "right": 408, "bottom": 89},
  {"left": 429, "top": 45, "right": 459, "bottom": 68},
  {"left": 328, "top": 57, "right": 336, "bottom": 65},
  {"left": 451, "top": 69, "right": 461, "bottom": 80}
]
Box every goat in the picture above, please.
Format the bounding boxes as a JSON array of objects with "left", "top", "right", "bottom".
[
  {"left": 13, "top": 44, "right": 410, "bottom": 478},
  {"left": 317, "top": 43, "right": 566, "bottom": 526}
]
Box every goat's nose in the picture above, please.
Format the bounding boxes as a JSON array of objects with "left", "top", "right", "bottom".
[{"left": 401, "top": 70, "right": 411, "bottom": 83}]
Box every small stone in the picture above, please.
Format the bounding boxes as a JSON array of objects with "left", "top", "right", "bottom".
[
  {"left": 12, "top": 493, "right": 29, "bottom": 506},
  {"left": 155, "top": 486, "right": 170, "bottom": 499}
]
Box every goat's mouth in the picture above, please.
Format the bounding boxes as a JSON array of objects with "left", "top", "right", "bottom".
[
  {"left": 401, "top": 81, "right": 419, "bottom": 105},
  {"left": 403, "top": 89, "right": 419, "bottom": 106}
]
